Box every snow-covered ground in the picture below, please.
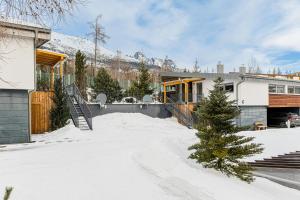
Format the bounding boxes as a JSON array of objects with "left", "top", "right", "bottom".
[
  {"left": 0, "top": 113, "right": 299, "bottom": 200},
  {"left": 242, "top": 128, "right": 300, "bottom": 162}
]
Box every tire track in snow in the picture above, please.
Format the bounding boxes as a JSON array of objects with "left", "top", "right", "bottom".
[{"left": 131, "top": 140, "right": 215, "bottom": 200}]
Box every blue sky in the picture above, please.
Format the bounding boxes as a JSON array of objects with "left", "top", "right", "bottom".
[{"left": 54, "top": 0, "right": 300, "bottom": 72}]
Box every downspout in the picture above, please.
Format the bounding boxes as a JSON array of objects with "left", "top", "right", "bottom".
[{"left": 236, "top": 76, "right": 245, "bottom": 126}]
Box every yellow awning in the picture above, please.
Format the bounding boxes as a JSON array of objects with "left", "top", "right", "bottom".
[
  {"left": 36, "top": 49, "right": 67, "bottom": 66},
  {"left": 163, "top": 77, "right": 205, "bottom": 86}
]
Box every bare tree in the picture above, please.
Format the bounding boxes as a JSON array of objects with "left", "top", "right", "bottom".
[
  {"left": 0, "top": 0, "right": 83, "bottom": 83},
  {"left": 88, "top": 14, "right": 109, "bottom": 76},
  {"left": 193, "top": 59, "right": 200, "bottom": 72},
  {"left": 0, "top": 0, "right": 82, "bottom": 24}
]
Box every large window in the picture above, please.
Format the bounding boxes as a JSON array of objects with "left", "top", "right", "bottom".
[
  {"left": 296, "top": 87, "right": 300, "bottom": 94},
  {"left": 269, "top": 84, "right": 285, "bottom": 94},
  {"left": 287, "top": 86, "right": 300, "bottom": 94},
  {"left": 219, "top": 83, "right": 234, "bottom": 92},
  {"left": 277, "top": 85, "right": 285, "bottom": 93},
  {"left": 288, "top": 86, "right": 295, "bottom": 94},
  {"left": 269, "top": 84, "right": 276, "bottom": 93}
]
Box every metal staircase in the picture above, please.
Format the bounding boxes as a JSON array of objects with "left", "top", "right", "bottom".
[
  {"left": 65, "top": 83, "right": 93, "bottom": 130},
  {"left": 165, "top": 97, "right": 194, "bottom": 129}
]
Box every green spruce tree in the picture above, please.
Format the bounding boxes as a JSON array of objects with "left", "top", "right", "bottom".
[
  {"left": 3, "top": 187, "right": 13, "bottom": 200},
  {"left": 188, "top": 77, "right": 263, "bottom": 183},
  {"left": 93, "top": 68, "right": 122, "bottom": 103},
  {"left": 75, "top": 50, "right": 87, "bottom": 100},
  {"left": 50, "top": 78, "right": 70, "bottom": 131},
  {"left": 128, "top": 62, "right": 153, "bottom": 100}
]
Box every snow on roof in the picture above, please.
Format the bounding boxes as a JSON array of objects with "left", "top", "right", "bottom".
[{"left": 0, "top": 16, "right": 50, "bottom": 31}]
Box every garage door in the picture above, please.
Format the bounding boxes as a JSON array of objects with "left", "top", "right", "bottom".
[{"left": 0, "top": 89, "right": 30, "bottom": 144}]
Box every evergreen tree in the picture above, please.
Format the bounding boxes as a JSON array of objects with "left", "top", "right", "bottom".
[
  {"left": 3, "top": 187, "right": 13, "bottom": 200},
  {"left": 93, "top": 68, "right": 122, "bottom": 103},
  {"left": 75, "top": 50, "right": 87, "bottom": 100},
  {"left": 188, "top": 77, "right": 263, "bottom": 183},
  {"left": 50, "top": 78, "right": 70, "bottom": 131},
  {"left": 129, "top": 62, "right": 153, "bottom": 100}
]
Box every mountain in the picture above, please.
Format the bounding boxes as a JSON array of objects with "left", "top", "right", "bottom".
[{"left": 41, "top": 32, "right": 176, "bottom": 69}]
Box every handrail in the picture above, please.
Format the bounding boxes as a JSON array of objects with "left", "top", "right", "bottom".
[
  {"left": 66, "top": 83, "right": 93, "bottom": 130},
  {"left": 165, "top": 96, "right": 194, "bottom": 128},
  {"left": 66, "top": 93, "right": 79, "bottom": 127}
]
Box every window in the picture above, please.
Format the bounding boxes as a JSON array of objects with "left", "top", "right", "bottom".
[
  {"left": 269, "top": 84, "right": 286, "bottom": 94},
  {"left": 219, "top": 83, "right": 234, "bottom": 92},
  {"left": 269, "top": 84, "right": 276, "bottom": 93},
  {"left": 296, "top": 87, "right": 300, "bottom": 94},
  {"left": 225, "top": 83, "right": 234, "bottom": 92},
  {"left": 277, "top": 85, "right": 285, "bottom": 93},
  {"left": 288, "top": 86, "right": 295, "bottom": 94}
]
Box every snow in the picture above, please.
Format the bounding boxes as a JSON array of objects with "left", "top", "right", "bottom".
[
  {"left": 43, "top": 32, "right": 138, "bottom": 62},
  {"left": 0, "top": 113, "right": 299, "bottom": 199},
  {"left": 0, "top": 16, "right": 49, "bottom": 30},
  {"left": 241, "top": 128, "right": 300, "bottom": 162}
]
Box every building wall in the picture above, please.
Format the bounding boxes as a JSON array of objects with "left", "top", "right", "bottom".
[
  {"left": 88, "top": 104, "right": 172, "bottom": 119},
  {"left": 238, "top": 81, "right": 269, "bottom": 106},
  {"left": 202, "top": 79, "right": 237, "bottom": 101},
  {"left": 0, "top": 36, "right": 35, "bottom": 90},
  {"left": 0, "top": 89, "right": 30, "bottom": 144},
  {"left": 238, "top": 106, "right": 267, "bottom": 126}
]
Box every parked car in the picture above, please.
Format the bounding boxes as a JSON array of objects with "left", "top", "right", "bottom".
[{"left": 268, "top": 112, "right": 300, "bottom": 128}]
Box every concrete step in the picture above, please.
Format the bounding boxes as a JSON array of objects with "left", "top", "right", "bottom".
[
  {"left": 254, "top": 161, "right": 300, "bottom": 166},
  {"left": 249, "top": 163, "right": 300, "bottom": 169}
]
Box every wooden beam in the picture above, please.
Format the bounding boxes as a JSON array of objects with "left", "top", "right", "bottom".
[
  {"left": 163, "top": 82, "right": 167, "bottom": 103},
  {"left": 185, "top": 82, "right": 188, "bottom": 103},
  {"left": 59, "top": 58, "right": 64, "bottom": 80},
  {"left": 50, "top": 66, "right": 54, "bottom": 91}
]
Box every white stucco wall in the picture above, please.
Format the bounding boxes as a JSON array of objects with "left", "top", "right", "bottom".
[
  {"left": 238, "top": 81, "right": 268, "bottom": 106},
  {"left": 201, "top": 78, "right": 268, "bottom": 106},
  {"left": 202, "top": 79, "right": 237, "bottom": 101},
  {"left": 0, "top": 36, "right": 35, "bottom": 90}
]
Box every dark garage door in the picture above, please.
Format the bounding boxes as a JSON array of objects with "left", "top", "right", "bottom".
[
  {"left": 0, "top": 89, "right": 30, "bottom": 144},
  {"left": 267, "top": 107, "right": 300, "bottom": 127}
]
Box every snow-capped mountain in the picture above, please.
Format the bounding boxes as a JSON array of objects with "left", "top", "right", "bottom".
[
  {"left": 42, "top": 32, "right": 137, "bottom": 62},
  {"left": 42, "top": 32, "right": 176, "bottom": 68}
]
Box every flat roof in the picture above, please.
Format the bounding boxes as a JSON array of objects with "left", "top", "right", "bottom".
[
  {"left": 36, "top": 49, "right": 67, "bottom": 66},
  {"left": 160, "top": 72, "right": 300, "bottom": 84},
  {"left": 0, "top": 17, "right": 50, "bottom": 33},
  {"left": 0, "top": 17, "right": 51, "bottom": 47}
]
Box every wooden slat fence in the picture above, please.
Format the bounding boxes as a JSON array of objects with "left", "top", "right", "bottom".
[{"left": 31, "top": 91, "right": 54, "bottom": 134}]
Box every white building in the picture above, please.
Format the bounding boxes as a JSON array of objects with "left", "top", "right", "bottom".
[
  {"left": 161, "top": 67, "right": 300, "bottom": 126},
  {"left": 0, "top": 19, "right": 51, "bottom": 144}
]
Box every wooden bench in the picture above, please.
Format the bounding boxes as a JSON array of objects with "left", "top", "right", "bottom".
[{"left": 254, "top": 121, "right": 267, "bottom": 131}]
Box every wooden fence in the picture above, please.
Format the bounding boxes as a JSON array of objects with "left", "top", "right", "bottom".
[{"left": 31, "top": 91, "right": 54, "bottom": 134}]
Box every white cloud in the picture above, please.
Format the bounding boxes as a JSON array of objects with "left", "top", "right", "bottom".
[{"left": 56, "top": 0, "right": 300, "bottom": 72}]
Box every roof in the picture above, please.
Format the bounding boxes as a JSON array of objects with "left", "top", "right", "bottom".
[
  {"left": 36, "top": 49, "right": 67, "bottom": 66},
  {"left": 0, "top": 17, "right": 51, "bottom": 47},
  {"left": 0, "top": 16, "right": 50, "bottom": 32},
  {"left": 160, "top": 71, "right": 300, "bottom": 84}
]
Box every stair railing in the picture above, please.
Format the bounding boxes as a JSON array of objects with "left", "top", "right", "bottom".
[
  {"left": 66, "top": 83, "right": 93, "bottom": 130},
  {"left": 66, "top": 93, "right": 79, "bottom": 128},
  {"left": 165, "top": 96, "right": 194, "bottom": 128}
]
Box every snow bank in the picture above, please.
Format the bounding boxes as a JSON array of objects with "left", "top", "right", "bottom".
[
  {"left": 0, "top": 113, "right": 299, "bottom": 200},
  {"left": 241, "top": 128, "right": 300, "bottom": 161}
]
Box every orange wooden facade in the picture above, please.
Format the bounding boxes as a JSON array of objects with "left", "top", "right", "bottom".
[
  {"left": 31, "top": 91, "right": 54, "bottom": 134},
  {"left": 269, "top": 94, "right": 300, "bottom": 107}
]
